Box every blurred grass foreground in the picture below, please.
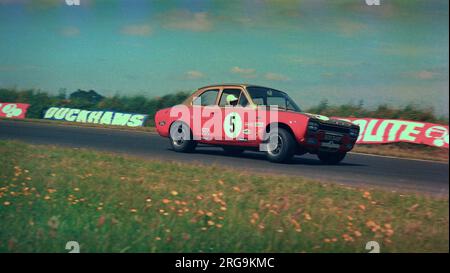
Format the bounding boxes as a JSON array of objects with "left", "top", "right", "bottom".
[{"left": 0, "top": 140, "right": 448, "bottom": 252}]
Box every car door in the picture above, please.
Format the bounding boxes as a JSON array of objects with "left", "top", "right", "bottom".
[
  {"left": 191, "top": 88, "right": 221, "bottom": 142},
  {"left": 216, "top": 88, "right": 257, "bottom": 146}
]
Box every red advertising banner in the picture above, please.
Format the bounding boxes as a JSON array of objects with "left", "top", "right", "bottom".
[
  {"left": 333, "top": 117, "right": 449, "bottom": 149},
  {"left": 0, "top": 103, "right": 30, "bottom": 119}
]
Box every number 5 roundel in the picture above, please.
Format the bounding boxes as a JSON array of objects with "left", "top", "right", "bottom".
[{"left": 224, "top": 112, "right": 242, "bottom": 139}]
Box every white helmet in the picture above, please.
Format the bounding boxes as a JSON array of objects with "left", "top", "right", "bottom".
[{"left": 226, "top": 94, "right": 238, "bottom": 105}]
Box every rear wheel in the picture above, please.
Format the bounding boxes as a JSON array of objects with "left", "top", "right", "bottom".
[
  {"left": 318, "top": 152, "right": 346, "bottom": 165},
  {"left": 169, "top": 121, "right": 197, "bottom": 153},
  {"left": 222, "top": 146, "right": 245, "bottom": 155},
  {"left": 265, "top": 128, "right": 296, "bottom": 163}
]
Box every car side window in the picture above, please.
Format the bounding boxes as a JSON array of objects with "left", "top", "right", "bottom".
[
  {"left": 252, "top": 97, "right": 264, "bottom": 105},
  {"left": 219, "top": 89, "right": 242, "bottom": 107},
  {"left": 267, "top": 96, "right": 286, "bottom": 107},
  {"left": 193, "top": 89, "right": 219, "bottom": 106},
  {"left": 239, "top": 94, "right": 249, "bottom": 107}
]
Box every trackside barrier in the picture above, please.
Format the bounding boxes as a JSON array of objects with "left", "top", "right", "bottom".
[
  {"left": 0, "top": 103, "right": 30, "bottom": 119},
  {"left": 333, "top": 117, "right": 449, "bottom": 149},
  {"left": 3, "top": 103, "right": 447, "bottom": 148},
  {"left": 43, "top": 107, "right": 148, "bottom": 127}
]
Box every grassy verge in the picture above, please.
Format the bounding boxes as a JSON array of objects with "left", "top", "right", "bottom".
[
  {"left": 0, "top": 140, "right": 448, "bottom": 253},
  {"left": 353, "top": 143, "right": 449, "bottom": 162}
]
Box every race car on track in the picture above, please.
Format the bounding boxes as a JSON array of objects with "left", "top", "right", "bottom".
[{"left": 155, "top": 84, "right": 360, "bottom": 164}]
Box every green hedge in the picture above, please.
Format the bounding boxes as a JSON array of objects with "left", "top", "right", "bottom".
[{"left": 0, "top": 88, "right": 190, "bottom": 126}]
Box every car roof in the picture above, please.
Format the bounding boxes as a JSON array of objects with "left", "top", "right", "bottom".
[{"left": 197, "top": 84, "right": 275, "bottom": 90}]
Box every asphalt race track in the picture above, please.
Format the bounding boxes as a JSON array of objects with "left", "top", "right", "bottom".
[{"left": 1, "top": 119, "right": 448, "bottom": 196}]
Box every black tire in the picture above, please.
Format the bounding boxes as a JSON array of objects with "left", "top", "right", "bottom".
[
  {"left": 169, "top": 121, "right": 197, "bottom": 153},
  {"left": 265, "top": 128, "right": 296, "bottom": 163},
  {"left": 222, "top": 146, "right": 245, "bottom": 155},
  {"left": 318, "top": 152, "right": 346, "bottom": 165}
]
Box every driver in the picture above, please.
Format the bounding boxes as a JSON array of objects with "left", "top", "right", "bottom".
[{"left": 226, "top": 94, "right": 239, "bottom": 107}]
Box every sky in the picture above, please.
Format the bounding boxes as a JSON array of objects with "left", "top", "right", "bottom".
[{"left": 0, "top": 0, "right": 448, "bottom": 116}]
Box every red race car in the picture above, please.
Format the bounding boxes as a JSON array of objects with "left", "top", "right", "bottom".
[{"left": 155, "top": 84, "right": 359, "bottom": 164}]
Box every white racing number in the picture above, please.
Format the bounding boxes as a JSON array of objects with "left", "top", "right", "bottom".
[{"left": 224, "top": 112, "right": 242, "bottom": 139}]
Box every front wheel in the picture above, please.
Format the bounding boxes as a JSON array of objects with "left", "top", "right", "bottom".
[
  {"left": 169, "top": 121, "right": 197, "bottom": 153},
  {"left": 265, "top": 128, "right": 296, "bottom": 163},
  {"left": 317, "top": 152, "right": 346, "bottom": 165}
]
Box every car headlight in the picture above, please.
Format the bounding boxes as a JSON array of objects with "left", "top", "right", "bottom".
[
  {"left": 349, "top": 128, "right": 359, "bottom": 137},
  {"left": 308, "top": 121, "right": 319, "bottom": 131}
]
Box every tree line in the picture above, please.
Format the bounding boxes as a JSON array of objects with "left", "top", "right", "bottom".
[
  {"left": 0, "top": 88, "right": 448, "bottom": 125},
  {"left": 0, "top": 88, "right": 190, "bottom": 126},
  {"left": 307, "top": 99, "right": 448, "bottom": 125}
]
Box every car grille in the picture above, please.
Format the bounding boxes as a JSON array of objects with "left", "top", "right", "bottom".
[
  {"left": 323, "top": 133, "right": 343, "bottom": 142},
  {"left": 318, "top": 123, "right": 349, "bottom": 134}
]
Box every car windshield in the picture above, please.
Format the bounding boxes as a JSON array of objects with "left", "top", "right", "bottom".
[{"left": 246, "top": 86, "right": 301, "bottom": 112}]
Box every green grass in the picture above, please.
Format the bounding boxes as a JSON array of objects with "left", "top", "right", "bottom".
[
  {"left": 353, "top": 143, "right": 448, "bottom": 162},
  {"left": 0, "top": 140, "right": 448, "bottom": 253}
]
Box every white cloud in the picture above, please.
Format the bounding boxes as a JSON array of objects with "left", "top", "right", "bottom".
[
  {"left": 121, "top": 24, "right": 153, "bottom": 36},
  {"left": 163, "top": 10, "right": 212, "bottom": 32},
  {"left": 335, "top": 19, "right": 367, "bottom": 37},
  {"left": 230, "top": 66, "right": 256, "bottom": 78},
  {"left": 264, "top": 72, "right": 290, "bottom": 81},
  {"left": 284, "top": 55, "right": 362, "bottom": 68},
  {"left": 403, "top": 69, "right": 445, "bottom": 80},
  {"left": 185, "top": 70, "right": 205, "bottom": 80},
  {"left": 416, "top": 70, "right": 435, "bottom": 80},
  {"left": 61, "top": 26, "right": 80, "bottom": 37}
]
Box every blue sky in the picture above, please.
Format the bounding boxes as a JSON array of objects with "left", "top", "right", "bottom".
[{"left": 0, "top": 0, "right": 448, "bottom": 115}]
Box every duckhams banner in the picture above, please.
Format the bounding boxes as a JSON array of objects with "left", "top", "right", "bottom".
[
  {"left": 334, "top": 117, "right": 449, "bottom": 149},
  {"left": 43, "top": 107, "right": 148, "bottom": 127},
  {"left": 0, "top": 103, "right": 30, "bottom": 119}
]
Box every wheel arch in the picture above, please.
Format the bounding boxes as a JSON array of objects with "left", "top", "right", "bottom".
[{"left": 265, "top": 122, "right": 296, "bottom": 137}]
